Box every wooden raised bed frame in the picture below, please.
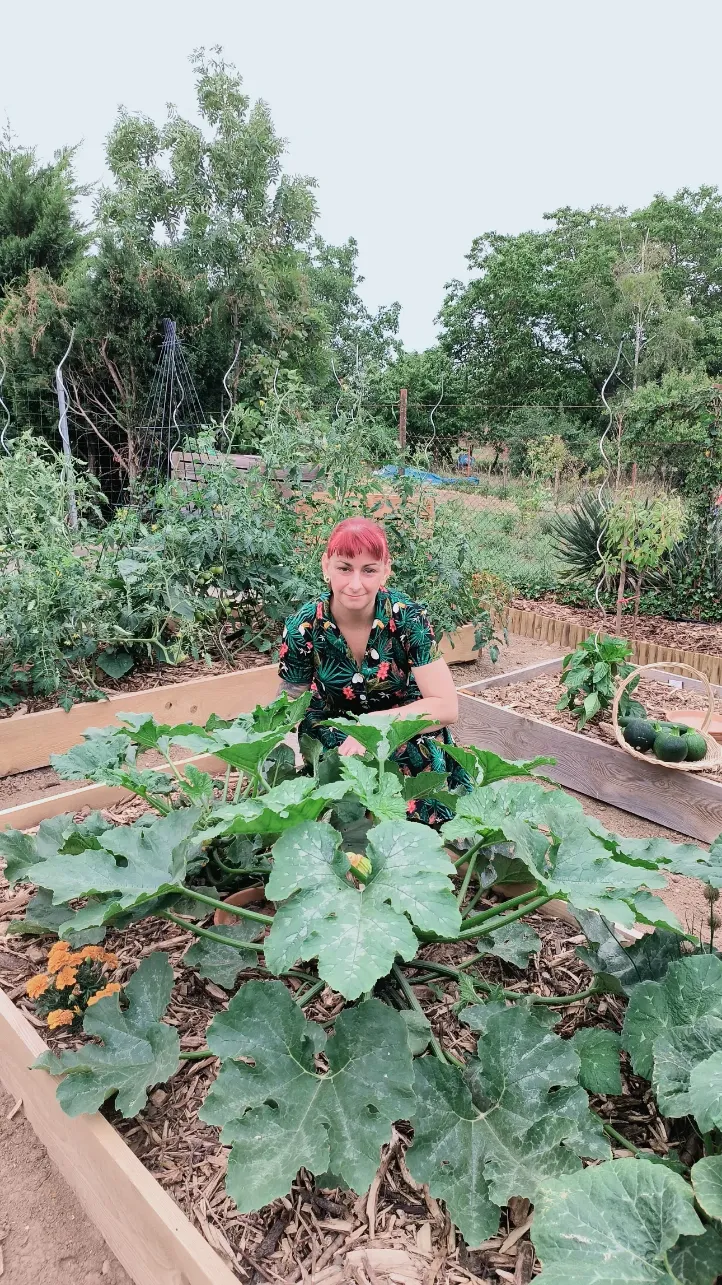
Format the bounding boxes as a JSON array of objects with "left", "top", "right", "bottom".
[{"left": 457, "top": 658, "right": 722, "bottom": 844}]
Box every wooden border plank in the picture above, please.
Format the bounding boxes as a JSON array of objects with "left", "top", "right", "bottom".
[
  {"left": 0, "top": 988, "right": 235, "bottom": 1285},
  {"left": 459, "top": 657, "right": 565, "bottom": 694},
  {"left": 0, "top": 665, "right": 280, "bottom": 778},
  {"left": 0, "top": 752, "right": 229, "bottom": 833},
  {"left": 456, "top": 692, "right": 722, "bottom": 843}
]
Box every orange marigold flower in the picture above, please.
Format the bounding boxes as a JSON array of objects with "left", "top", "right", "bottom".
[
  {"left": 47, "top": 941, "right": 72, "bottom": 973},
  {"left": 54, "top": 965, "right": 78, "bottom": 990},
  {"left": 26, "top": 973, "right": 51, "bottom": 999},
  {"left": 87, "top": 982, "right": 121, "bottom": 1007},
  {"left": 47, "top": 1008, "right": 75, "bottom": 1029},
  {"left": 78, "top": 946, "right": 118, "bottom": 968}
]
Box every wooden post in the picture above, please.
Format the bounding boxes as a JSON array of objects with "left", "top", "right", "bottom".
[{"left": 399, "top": 388, "right": 408, "bottom": 451}]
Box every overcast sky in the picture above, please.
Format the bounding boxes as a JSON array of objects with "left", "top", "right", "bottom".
[{"left": 4, "top": 0, "right": 721, "bottom": 351}]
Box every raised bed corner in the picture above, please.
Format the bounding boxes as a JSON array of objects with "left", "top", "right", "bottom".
[{"left": 0, "top": 987, "right": 235, "bottom": 1285}]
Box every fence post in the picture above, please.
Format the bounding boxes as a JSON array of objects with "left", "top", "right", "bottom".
[
  {"left": 399, "top": 388, "right": 407, "bottom": 451},
  {"left": 56, "top": 330, "right": 78, "bottom": 530}
]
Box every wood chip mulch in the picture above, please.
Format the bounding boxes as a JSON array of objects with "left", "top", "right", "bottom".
[
  {"left": 0, "top": 835, "right": 698, "bottom": 1285},
  {"left": 512, "top": 597, "right": 722, "bottom": 657}
]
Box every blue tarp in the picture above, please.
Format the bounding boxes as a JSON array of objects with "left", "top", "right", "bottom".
[{"left": 375, "top": 464, "right": 480, "bottom": 486}]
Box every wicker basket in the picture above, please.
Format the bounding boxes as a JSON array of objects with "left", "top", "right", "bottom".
[{"left": 612, "top": 661, "right": 722, "bottom": 772}]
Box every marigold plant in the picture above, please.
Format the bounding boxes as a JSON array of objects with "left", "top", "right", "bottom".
[{"left": 26, "top": 940, "right": 120, "bottom": 1030}]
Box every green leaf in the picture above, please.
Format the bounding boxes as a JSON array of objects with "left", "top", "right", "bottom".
[
  {"left": 400, "top": 770, "right": 447, "bottom": 802},
  {"left": 459, "top": 1000, "right": 508, "bottom": 1034},
  {"left": 689, "top": 1049, "right": 722, "bottom": 1132},
  {"left": 399, "top": 1009, "right": 432, "bottom": 1055},
  {"left": 322, "top": 713, "right": 435, "bottom": 763},
  {"left": 264, "top": 820, "right": 460, "bottom": 999},
  {"left": 213, "top": 777, "right": 344, "bottom": 838},
  {"left": 476, "top": 920, "right": 541, "bottom": 968},
  {"left": 33, "top": 954, "right": 180, "bottom": 1118},
  {"left": 407, "top": 1005, "right": 608, "bottom": 1248},
  {"left": 532, "top": 1158, "right": 712, "bottom": 1285},
  {"left": 632, "top": 892, "right": 684, "bottom": 933},
  {"left": 0, "top": 811, "right": 109, "bottom": 885},
  {"left": 691, "top": 1155, "right": 722, "bottom": 1219},
  {"left": 117, "top": 712, "right": 213, "bottom": 753},
  {"left": 575, "top": 911, "right": 683, "bottom": 997},
  {"left": 262, "top": 744, "right": 297, "bottom": 787},
  {"left": 96, "top": 649, "right": 134, "bottom": 679},
  {"left": 583, "top": 690, "right": 601, "bottom": 719},
  {"left": 178, "top": 764, "right": 215, "bottom": 807},
  {"left": 445, "top": 745, "right": 554, "bottom": 787},
  {"left": 338, "top": 757, "right": 407, "bottom": 822},
  {"left": 200, "top": 983, "right": 414, "bottom": 1210},
  {"left": 7, "top": 888, "right": 106, "bottom": 947},
  {"left": 244, "top": 689, "right": 312, "bottom": 733},
  {"left": 622, "top": 955, "right": 722, "bottom": 1081},
  {"left": 184, "top": 921, "right": 262, "bottom": 988},
  {"left": 50, "top": 726, "right": 135, "bottom": 783},
  {"left": 35, "top": 808, "right": 200, "bottom": 923},
  {"left": 570, "top": 1028, "right": 622, "bottom": 1094},
  {"left": 212, "top": 727, "right": 288, "bottom": 775}
]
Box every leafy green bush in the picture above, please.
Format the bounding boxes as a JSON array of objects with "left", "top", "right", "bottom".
[
  {"left": 4, "top": 693, "right": 722, "bottom": 1278},
  {"left": 557, "top": 634, "right": 642, "bottom": 729}
]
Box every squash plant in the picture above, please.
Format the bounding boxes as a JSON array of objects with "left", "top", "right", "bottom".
[{"left": 4, "top": 692, "right": 722, "bottom": 1280}]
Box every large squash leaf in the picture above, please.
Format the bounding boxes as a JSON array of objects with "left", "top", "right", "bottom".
[
  {"left": 184, "top": 921, "right": 263, "bottom": 989},
  {"left": 50, "top": 725, "right": 136, "bottom": 781},
  {"left": 0, "top": 810, "right": 109, "bottom": 885},
  {"left": 574, "top": 910, "right": 684, "bottom": 997},
  {"left": 199, "top": 982, "right": 414, "bottom": 1210},
  {"left": 533, "top": 1157, "right": 722, "bottom": 1285},
  {"left": 31, "top": 808, "right": 200, "bottom": 927},
  {"left": 691, "top": 1156, "right": 722, "bottom": 1220},
  {"left": 322, "top": 713, "right": 435, "bottom": 762},
  {"left": 445, "top": 745, "right": 555, "bottom": 786},
  {"left": 264, "top": 820, "right": 460, "bottom": 999},
  {"left": 211, "top": 777, "right": 350, "bottom": 838},
  {"left": 622, "top": 955, "right": 722, "bottom": 1127},
  {"left": 406, "top": 1005, "right": 608, "bottom": 1248},
  {"left": 34, "top": 953, "right": 180, "bottom": 1118}
]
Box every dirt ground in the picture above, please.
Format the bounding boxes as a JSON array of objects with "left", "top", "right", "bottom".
[
  {"left": 0, "top": 1083, "right": 132, "bottom": 1285},
  {"left": 0, "top": 629, "right": 714, "bottom": 1279}
]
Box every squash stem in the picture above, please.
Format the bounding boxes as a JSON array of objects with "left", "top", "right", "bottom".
[
  {"left": 455, "top": 895, "right": 554, "bottom": 941},
  {"left": 463, "top": 888, "right": 541, "bottom": 929},
  {"left": 160, "top": 910, "right": 263, "bottom": 951},
  {"left": 178, "top": 887, "right": 274, "bottom": 926},
  {"left": 456, "top": 850, "right": 479, "bottom": 909},
  {"left": 391, "top": 963, "right": 447, "bottom": 1065}
]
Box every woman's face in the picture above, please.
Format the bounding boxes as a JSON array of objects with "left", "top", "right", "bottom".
[{"left": 322, "top": 550, "right": 391, "bottom": 614}]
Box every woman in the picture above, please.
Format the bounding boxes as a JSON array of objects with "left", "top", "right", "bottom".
[{"left": 278, "top": 516, "right": 470, "bottom": 823}]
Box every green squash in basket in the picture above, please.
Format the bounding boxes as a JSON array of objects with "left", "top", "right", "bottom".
[
  {"left": 683, "top": 730, "right": 708, "bottom": 762},
  {"left": 623, "top": 718, "right": 658, "bottom": 753},
  {"left": 653, "top": 729, "right": 689, "bottom": 763}
]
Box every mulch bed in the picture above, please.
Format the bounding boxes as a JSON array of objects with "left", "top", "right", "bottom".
[
  {"left": 0, "top": 804, "right": 689, "bottom": 1285},
  {"left": 0, "top": 650, "right": 270, "bottom": 720},
  {"left": 476, "top": 670, "right": 722, "bottom": 780},
  {"left": 512, "top": 597, "right": 722, "bottom": 657}
]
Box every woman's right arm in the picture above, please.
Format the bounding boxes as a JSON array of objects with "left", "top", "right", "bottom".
[{"left": 276, "top": 610, "right": 314, "bottom": 699}]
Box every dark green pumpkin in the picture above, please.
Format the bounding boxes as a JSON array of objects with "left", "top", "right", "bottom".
[
  {"left": 623, "top": 719, "right": 658, "bottom": 753},
  {"left": 653, "top": 730, "right": 688, "bottom": 763},
  {"left": 683, "top": 730, "right": 708, "bottom": 762}
]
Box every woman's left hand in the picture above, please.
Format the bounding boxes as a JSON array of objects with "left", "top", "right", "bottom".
[{"left": 338, "top": 735, "right": 367, "bottom": 757}]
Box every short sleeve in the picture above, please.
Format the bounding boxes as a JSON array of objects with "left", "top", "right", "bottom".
[
  {"left": 278, "top": 606, "right": 315, "bottom": 685},
  {"left": 404, "top": 602, "right": 441, "bottom": 669}
]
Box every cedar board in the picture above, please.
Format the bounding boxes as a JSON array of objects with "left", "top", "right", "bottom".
[
  {"left": 0, "top": 988, "right": 235, "bottom": 1285},
  {"left": 457, "top": 692, "right": 722, "bottom": 843}
]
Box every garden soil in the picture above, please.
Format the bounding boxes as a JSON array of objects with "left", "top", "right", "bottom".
[
  {"left": 513, "top": 595, "right": 722, "bottom": 656},
  {"left": 0, "top": 1082, "right": 132, "bottom": 1285}
]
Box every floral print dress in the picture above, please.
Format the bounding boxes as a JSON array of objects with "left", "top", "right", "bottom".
[{"left": 278, "top": 589, "right": 470, "bottom": 824}]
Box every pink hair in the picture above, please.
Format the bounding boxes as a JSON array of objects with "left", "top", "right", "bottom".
[{"left": 325, "top": 517, "right": 389, "bottom": 561}]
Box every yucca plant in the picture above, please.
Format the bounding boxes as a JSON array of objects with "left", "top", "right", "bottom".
[{"left": 548, "top": 491, "right": 608, "bottom": 586}]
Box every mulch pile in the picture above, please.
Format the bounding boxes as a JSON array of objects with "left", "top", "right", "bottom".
[
  {"left": 512, "top": 597, "right": 722, "bottom": 657},
  {"left": 0, "top": 814, "right": 691, "bottom": 1285}
]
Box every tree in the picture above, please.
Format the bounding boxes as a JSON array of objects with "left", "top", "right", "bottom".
[{"left": 0, "top": 132, "right": 85, "bottom": 297}]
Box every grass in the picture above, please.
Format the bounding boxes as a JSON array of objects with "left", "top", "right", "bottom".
[{"left": 449, "top": 503, "right": 560, "bottom": 598}]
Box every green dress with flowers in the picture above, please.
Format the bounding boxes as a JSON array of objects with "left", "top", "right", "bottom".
[{"left": 278, "top": 588, "right": 470, "bottom": 824}]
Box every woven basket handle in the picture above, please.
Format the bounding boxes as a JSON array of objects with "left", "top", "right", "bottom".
[{"left": 612, "top": 661, "right": 714, "bottom": 749}]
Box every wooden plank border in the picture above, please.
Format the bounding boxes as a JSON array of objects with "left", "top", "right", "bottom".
[
  {"left": 0, "top": 627, "right": 479, "bottom": 779},
  {"left": 0, "top": 665, "right": 280, "bottom": 778},
  {"left": 503, "top": 606, "right": 722, "bottom": 686},
  {"left": 0, "top": 987, "right": 235, "bottom": 1285},
  {"left": 457, "top": 692, "right": 722, "bottom": 843}
]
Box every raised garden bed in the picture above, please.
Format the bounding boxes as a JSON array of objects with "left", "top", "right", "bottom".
[
  {"left": 3, "top": 692, "right": 722, "bottom": 1284},
  {"left": 457, "top": 660, "right": 722, "bottom": 843}
]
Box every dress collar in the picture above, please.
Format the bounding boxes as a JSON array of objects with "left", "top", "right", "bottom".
[{"left": 319, "top": 589, "right": 392, "bottom": 632}]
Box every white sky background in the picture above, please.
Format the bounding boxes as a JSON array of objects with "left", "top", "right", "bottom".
[{"left": 2, "top": 0, "right": 720, "bottom": 351}]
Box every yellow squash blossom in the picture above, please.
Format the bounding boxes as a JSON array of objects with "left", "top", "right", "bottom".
[
  {"left": 26, "top": 973, "right": 51, "bottom": 999},
  {"left": 47, "top": 1009, "right": 75, "bottom": 1029},
  {"left": 87, "top": 982, "right": 121, "bottom": 1007}
]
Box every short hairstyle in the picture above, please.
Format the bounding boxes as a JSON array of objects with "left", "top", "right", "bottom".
[{"left": 325, "top": 517, "right": 389, "bottom": 562}]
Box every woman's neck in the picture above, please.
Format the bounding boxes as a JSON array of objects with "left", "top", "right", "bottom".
[{"left": 329, "top": 593, "right": 377, "bottom": 634}]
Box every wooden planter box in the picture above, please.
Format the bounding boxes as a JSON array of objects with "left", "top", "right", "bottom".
[
  {"left": 0, "top": 988, "right": 235, "bottom": 1285},
  {"left": 456, "top": 658, "right": 722, "bottom": 844}
]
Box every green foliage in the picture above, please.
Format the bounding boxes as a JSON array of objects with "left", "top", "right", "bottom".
[
  {"left": 0, "top": 132, "right": 85, "bottom": 295},
  {"left": 406, "top": 1004, "right": 608, "bottom": 1247},
  {"left": 199, "top": 983, "right": 414, "bottom": 1210},
  {"left": 557, "top": 634, "right": 642, "bottom": 730},
  {"left": 622, "top": 955, "right": 722, "bottom": 1129},
  {"left": 265, "top": 819, "right": 460, "bottom": 999},
  {"left": 34, "top": 953, "right": 180, "bottom": 1117},
  {"left": 532, "top": 1158, "right": 722, "bottom": 1285},
  {"left": 570, "top": 1028, "right": 622, "bottom": 1095}
]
